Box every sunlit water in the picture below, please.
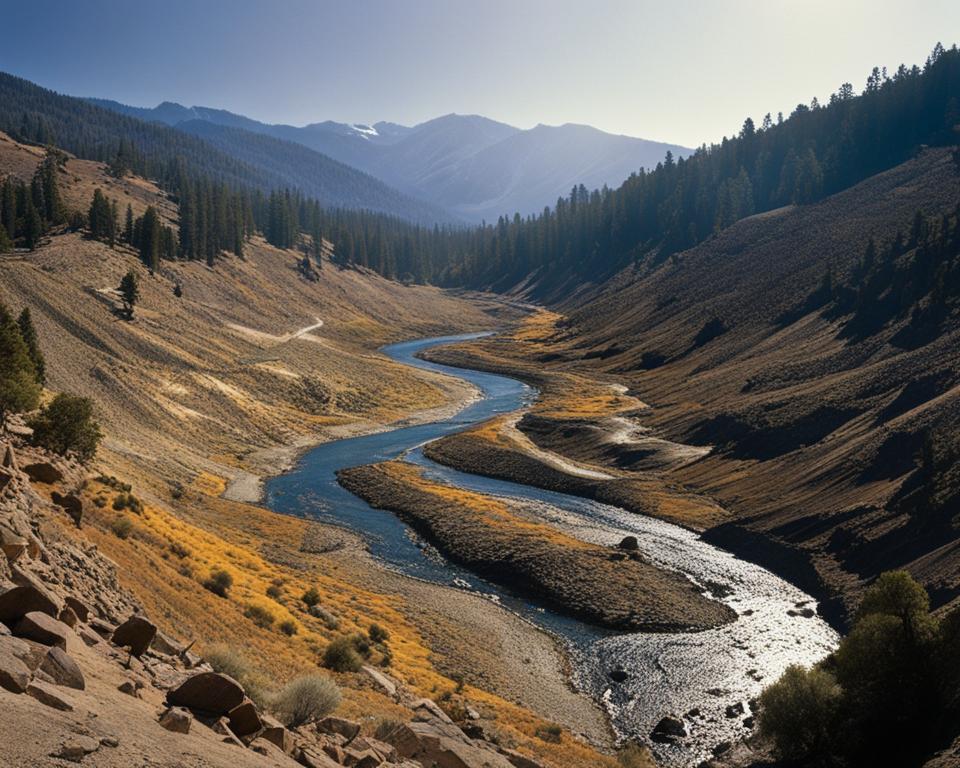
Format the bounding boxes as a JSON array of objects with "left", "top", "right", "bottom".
[{"left": 265, "top": 334, "right": 839, "bottom": 766}]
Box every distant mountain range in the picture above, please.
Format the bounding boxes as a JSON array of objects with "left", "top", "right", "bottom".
[{"left": 88, "top": 98, "right": 691, "bottom": 222}]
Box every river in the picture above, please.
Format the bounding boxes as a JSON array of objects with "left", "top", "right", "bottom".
[{"left": 265, "top": 333, "right": 839, "bottom": 766}]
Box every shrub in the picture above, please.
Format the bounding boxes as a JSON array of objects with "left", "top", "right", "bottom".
[
  {"left": 759, "top": 664, "right": 841, "bottom": 762},
  {"left": 322, "top": 635, "right": 363, "bottom": 673},
  {"left": 534, "top": 723, "right": 562, "bottom": 743},
  {"left": 273, "top": 674, "right": 341, "bottom": 728},
  {"left": 205, "top": 643, "right": 269, "bottom": 708},
  {"left": 308, "top": 604, "right": 339, "bottom": 629},
  {"left": 617, "top": 742, "right": 652, "bottom": 768},
  {"left": 279, "top": 619, "right": 298, "bottom": 636},
  {"left": 169, "top": 541, "right": 190, "bottom": 559},
  {"left": 266, "top": 583, "right": 283, "bottom": 600},
  {"left": 368, "top": 623, "right": 389, "bottom": 643},
  {"left": 244, "top": 604, "right": 275, "bottom": 629},
  {"left": 112, "top": 494, "right": 128, "bottom": 511},
  {"left": 203, "top": 568, "right": 233, "bottom": 598},
  {"left": 301, "top": 587, "right": 320, "bottom": 608},
  {"left": 28, "top": 393, "right": 102, "bottom": 462},
  {"left": 93, "top": 496, "right": 107, "bottom": 508},
  {"left": 348, "top": 632, "right": 372, "bottom": 659},
  {"left": 373, "top": 718, "right": 404, "bottom": 741},
  {"left": 109, "top": 516, "right": 133, "bottom": 539}
]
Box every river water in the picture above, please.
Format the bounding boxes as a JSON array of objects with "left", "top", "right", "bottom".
[{"left": 265, "top": 333, "right": 839, "bottom": 766}]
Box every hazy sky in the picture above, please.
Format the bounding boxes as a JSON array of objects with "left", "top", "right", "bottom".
[{"left": 3, "top": 0, "right": 957, "bottom": 147}]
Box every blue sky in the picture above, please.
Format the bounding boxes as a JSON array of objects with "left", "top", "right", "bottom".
[{"left": 2, "top": 0, "right": 957, "bottom": 147}]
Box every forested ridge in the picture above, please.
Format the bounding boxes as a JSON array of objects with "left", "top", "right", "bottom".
[{"left": 1, "top": 45, "right": 958, "bottom": 289}]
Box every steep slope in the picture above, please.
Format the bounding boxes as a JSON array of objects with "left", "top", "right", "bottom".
[
  {"left": 426, "top": 147, "right": 960, "bottom": 625},
  {"left": 0, "top": 133, "right": 618, "bottom": 767},
  {"left": 87, "top": 98, "right": 690, "bottom": 222}
]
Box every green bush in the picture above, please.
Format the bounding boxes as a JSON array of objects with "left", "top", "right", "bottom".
[
  {"left": 322, "top": 635, "right": 364, "bottom": 673},
  {"left": 28, "top": 393, "right": 102, "bottom": 462},
  {"left": 534, "top": 723, "right": 562, "bottom": 743},
  {"left": 301, "top": 587, "right": 321, "bottom": 608},
  {"left": 109, "top": 516, "right": 133, "bottom": 539},
  {"left": 244, "top": 604, "right": 275, "bottom": 629},
  {"left": 203, "top": 568, "right": 233, "bottom": 598},
  {"left": 279, "top": 619, "right": 298, "bottom": 636},
  {"left": 272, "top": 674, "right": 341, "bottom": 727},
  {"left": 368, "top": 623, "right": 389, "bottom": 643},
  {"left": 759, "top": 665, "right": 841, "bottom": 762}
]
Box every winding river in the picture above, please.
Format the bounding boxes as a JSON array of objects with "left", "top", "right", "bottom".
[{"left": 265, "top": 333, "right": 840, "bottom": 766}]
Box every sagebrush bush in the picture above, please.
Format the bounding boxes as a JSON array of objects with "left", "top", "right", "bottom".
[
  {"left": 273, "top": 674, "right": 341, "bottom": 727},
  {"left": 109, "top": 516, "right": 132, "bottom": 539},
  {"left": 204, "top": 643, "right": 270, "bottom": 708},
  {"left": 244, "top": 604, "right": 275, "bottom": 628},
  {"left": 308, "top": 604, "right": 339, "bottom": 629},
  {"left": 301, "top": 587, "right": 320, "bottom": 607},
  {"left": 202, "top": 568, "right": 233, "bottom": 598},
  {"left": 368, "top": 623, "right": 389, "bottom": 643},
  {"left": 535, "top": 723, "right": 562, "bottom": 743},
  {"left": 322, "top": 635, "right": 363, "bottom": 672},
  {"left": 279, "top": 619, "right": 298, "bottom": 636}
]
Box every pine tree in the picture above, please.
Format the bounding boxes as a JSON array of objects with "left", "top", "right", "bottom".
[
  {"left": 124, "top": 204, "right": 134, "bottom": 244},
  {"left": 118, "top": 270, "right": 139, "bottom": 320},
  {"left": 17, "top": 308, "right": 45, "bottom": 384},
  {"left": 0, "top": 302, "right": 41, "bottom": 424}
]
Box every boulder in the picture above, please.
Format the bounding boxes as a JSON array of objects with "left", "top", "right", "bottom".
[
  {"left": 159, "top": 706, "right": 193, "bottom": 734},
  {"left": 78, "top": 626, "right": 105, "bottom": 648},
  {"left": 725, "top": 702, "right": 745, "bottom": 718},
  {"left": 618, "top": 535, "right": 639, "bottom": 551},
  {"left": 58, "top": 606, "right": 79, "bottom": 629},
  {"left": 23, "top": 462, "right": 63, "bottom": 484},
  {"left": 259, "top": 714, "right": 295, "bottom": 754},
  {"left": 227, "top": 697, "right": 263, "bottom": 737},
  {"left": 410, "top": 698, "right": 455, "bottom": 725},
  {"left": 299, "top": 748, "right": 342, "bottom": 768},
  {"left": 608, "top": 669, "right": 628, "bottom": 683},
  {"left": 650, "top": 714, "right": 687, "bottom": 744},
  {"left": 383, "top": 720, "right": 516, "bottom": 768},
  {"left": 317, "top": 716, "right": 362, "bottom": 742},
  {"left": 151, "top": 630, "right": 184, "bottom": 656},
  {"left": 2, "top": 443, "right": 17, "bottom": 470},
  {"left": 111, "top": 614, "right": 157, "bottom": 657},
  {"left": 89, "top": 617, "right": 115, "bottom": 638},
  {"left": 250, "top": 737, "right": 288, "bottom": 759},
  {"left": 13, "top": 612, "right": 70, "bottom": 650},
  {"left": 51, "top": 491, "right": 84, "bottom": 527},
  {"left": 166, "top": 671, "right": 245, "bottom": 716},
  {"left": 64, "top": 596, "right": 90, "bottom": 623},
  {"left": 40, "top": 646, "right": 85, "bottom": 690},
  {"left": 0, "top": 529, "right": 28, "bottom": 564},
  {"left": 362, "top": 664, "right": 398, "bottom": 698},
  {"left": 0, "top": 582, "right": 62, "bottom": 623},
  {"left": 344, "top": 748, "right": 382, "bottom": 768},
  {"left": 0, "top": 636, "right": 32, "bottom": 693},
  {"left": 118, "top": 679, "right": 141, "bottom": 698},
  {"left": 211, "top": 716, "right": 244, "bottom": 747},
  {"left": 26, "top": 679, "right": 75, "bottom": 710},
  {"left": 57, "top": 735, "right": 100, "bottom": 762}
]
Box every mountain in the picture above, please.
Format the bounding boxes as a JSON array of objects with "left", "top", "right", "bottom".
[
  {"left": 0, "top": 77, "right": 447, "bottom": 223},
  {"left": 88, "top": 98, "right": 690, "bottom": 221}
]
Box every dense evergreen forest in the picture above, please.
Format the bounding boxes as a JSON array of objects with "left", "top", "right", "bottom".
[{"left": 1, "top": 45, "right": 958, "bottom": 288}]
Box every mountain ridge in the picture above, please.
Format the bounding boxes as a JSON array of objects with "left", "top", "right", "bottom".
[{"left": 86, "top": 97, "right": 691, "bottom": 221}]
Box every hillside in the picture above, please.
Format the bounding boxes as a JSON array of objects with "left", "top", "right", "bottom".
[
  {"left": 425, "top": 146, "right": 960, "bottom": 626},
  {"left": 88, "top": 98, "right": 690, "bottom": 222},
  {"left": 0, "top": 133, "right": 619, "bottom": 768}
]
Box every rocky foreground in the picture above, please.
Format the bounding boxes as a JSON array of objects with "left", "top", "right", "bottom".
[{"left": 0, "top": 436, "right": 558, "bottom": 768}]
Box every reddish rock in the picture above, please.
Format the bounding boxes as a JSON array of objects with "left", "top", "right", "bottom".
[
  {"left": 299, "top": 748, "right": 342, "bottom": 768},
  {"left": 64, "top": 596, "right": 90, "bottom": 623},
  {"left": 13, "top": 612, "right": 70, "bottom": 650},
  {"left": 0, "top": 637, "right": 32, "bottom": 693},
  {"left": 51, "top": 491, "right": 84, "bottom": 527},
  {"left": 166, "top": 671, "right": 245, "bottom": 716},
  {"left": 58, "top": 606, "right": 79, "bottom": 628},
  {"left": 227, "top": 698, "right": 263, "bottom": 737},
  {"left": 159, "top": 706, "right": 192, "bottom": 734},
  {"left": 23, "top": 462, "right": 63, "bottom": 484},
  {"left": 40, "top": 646, "right": 85, "bottom": 690},
  {"left": 57, "top": 735, "right": 100, "bottom": 762},
  {"left": 317, "top": 715, "right": 361, "bottom": 742},
  {"left": 26, "top": 679, "right": 75, "bottom": 711},
  {"left": 0, "top": 582, "right": 61, "bottom": 623},
  {"left": 111, "top": 614, "right": 157, "bottom": 657},
  {"left": 259, "top": 714, "right": 295, "bottom": 754}
]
